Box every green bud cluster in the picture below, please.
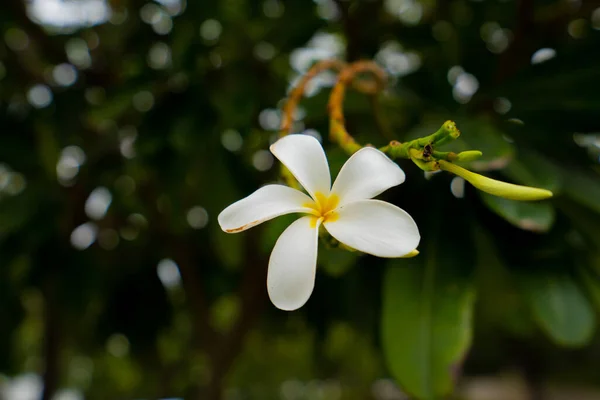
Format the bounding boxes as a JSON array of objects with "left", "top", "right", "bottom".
[{"left": 380, "top": 121, "right": 552, "bottom": 202}]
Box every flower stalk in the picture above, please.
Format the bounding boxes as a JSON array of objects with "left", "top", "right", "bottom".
[{"left": 279, "top": 59, "right": 553, "bottom": 202}]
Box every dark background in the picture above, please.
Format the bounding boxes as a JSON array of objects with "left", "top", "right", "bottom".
[{"left": 1, "top": 0, "right": 600, "bottom": 399}]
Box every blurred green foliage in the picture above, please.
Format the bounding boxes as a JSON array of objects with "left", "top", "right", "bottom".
[{"left": 1, "top": 0, "right": 600, "bottom": 399}]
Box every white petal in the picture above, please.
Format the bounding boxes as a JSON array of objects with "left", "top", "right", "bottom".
[
  {"left": 324, "top": 200, "right": 419, "bottom": 257},
  {"left": 331, "top": 147, "right": 405, "bottom": 206},
  {"left": 270, "top": 135, "right": 331, "bottom": 198},
  {"left": 218, "top": 184, "right": 314, "bottom": 233},
  {"left": 267, "top": 216, "right": 320, "bottom": 311}
]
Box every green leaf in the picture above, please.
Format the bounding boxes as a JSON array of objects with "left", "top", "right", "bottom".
[
  {"left": 454, "top": 118, "right": 515, "bottom": 172},
  {"left": 472, "top": 225, "right": 536, "bottom": 337},
  {"left": 560, "top": 168, "right": 600, "bottom": 215},
  {"left": 558, "top": 200, "right": 600, "bottom": 250},
  {"left": 520, "top": 272, "right": 596, "bottom": 347},
  {"left": 498, "top": 46, "right": 600, "bottom": 122},
  {"left": 480, "top": 192, "right": 555, "bottom": 232},
  {"left": 381, "top": 212, "right": 475, "bottom": 400},
  {"left": 579, "top": 261, "right": 600, "bottom": 314}
]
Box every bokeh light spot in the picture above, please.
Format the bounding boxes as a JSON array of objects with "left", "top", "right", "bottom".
[
  {"left": 53, "top": 63, "right": 78, "bottom": 87},
  {"left": 263, "top": 0, "right": 284, "bottom": 18},
  {"left": 252, "top": 150, "right": 274, "bottom": 171},
  {"left": 447, "top": 65, "right": 464, "bottom": 85},
  {"left": 27, "top": 0, "right": 110, "bottom": 29},
  {"left": 258, "top": 109, "right": 281, "bottom": 131},
  {"left": 450, "top": 177, "right": 465, "bottom": 199},
  {"left": 221, "top": 129, "right": 243, "bottom": 152},
  {"left": 568, "top": 18, "right": 588, "bottom": 38},
  {"left": 493, "top": 97, "right": 512, "bottom": 114},
  {"left": 316, "top": 0, "right": 340, "bottom": 21},
  {"left": 140, "top": 3, "right": 162, "bottom": 24},
  {"left": 132, "top": 91, "right": 155, "bottom": 112},
  {"left": 375, "top": 41, "right": 421, "bottom": 77},
  {"left": 57, "top": 146, "right": 86, "bottom": 184},
  {"left": 85, "top": 187, "right": 112, "bottom": 220},
  {"left": 452, "top": 72, "right": 479, "bottom": 103},
  {"left": 148, "top": 42, "right": 172, "bottom": 69},
  {"left": 66, "top": 38, "right": 92, "bottom": 69},
  {"left": 106, "top": 334, "right": 130, "bottom": 357},
  {"left": 186, "top": 206, "right": 209, "bottom": 229},
  {"left": 4, "top": 28, "right": 30, "bottom": 51},
  {"left": 152, "top": 13, "right": 173, "bottom": 35},
  {"left": 5, "top": 172, "right": 27, "bottom": 196},
  {"left": 27, "top": 85, "right": 53, "bottom": 109},
  {"left": 200, "top": 19, "right": 222, "bottom": 41},
  {"left": 70, "top": 222, "right": 98, "bottom": 250},
  {"left": 157, "top": 258, "right": 182, "bottom": 288},
  {"left": 385, "top": 0, "right": 423, "bottom": 25},
  {"left": 2, "top": 374, "right": 43, "bottom": 400},
  {"left": 302, "top": 129, "right": 322, "bottom": 143},
  {"left": 155, "top": 0, "right": 186, "bottom": 16},
  {"left": 254, "top": 42, "right": 276, "bottom": 61},
  {"left": 531, "top": 48, "right": 556, "bottom": 64}
]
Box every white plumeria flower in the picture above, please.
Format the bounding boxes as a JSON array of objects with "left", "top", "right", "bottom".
[{"left": 218, "top": 134, "right": 420, "bottom": 311}]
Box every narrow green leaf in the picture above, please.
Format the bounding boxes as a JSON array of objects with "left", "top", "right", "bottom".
[
  {"left": 382, "top": 213, "right": 475, "bottom": 400},
  {"left": 480, "top": 192, "right": 555, "bottom": 232},
  {"left": 520, "top": 272, "right": 596, "bottom": 347}
]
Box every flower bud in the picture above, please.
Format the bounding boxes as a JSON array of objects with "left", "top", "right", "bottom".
[
  {"left": 438, "top": 160, "right": 553, "bottom": 201},
  {"left": 456, "top": 150, "right": 483, "bottom": 162}
]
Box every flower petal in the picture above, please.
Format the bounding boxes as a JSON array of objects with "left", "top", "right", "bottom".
[
  {"left": 218, "top": 184, "right": 315, "bottom": 233},
  {"left": 267, "top": 216, "right": 320, "bottom": 311},
  {"left": 324, "top": 200, "right": 419, "bottom": 257},
  {"left": 270, "top": 135, "right": 331, "bottom": 198},
  {"left": 331, "top": 147, "right": 405, "bottom": 206}
]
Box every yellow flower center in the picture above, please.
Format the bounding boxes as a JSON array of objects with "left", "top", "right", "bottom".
[{"left": 305, "top": 191, "right": 340, "bottom": 227}]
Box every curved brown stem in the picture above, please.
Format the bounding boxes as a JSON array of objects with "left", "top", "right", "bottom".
[
  {"left": 278, "top": 59, "right": 387, "bottom": 187},
  {"left": 328, "top": 60, "right": 388, "bottom": 153},
  {"left": 279, "top": 59, "right": 347, "bottom": 136},
  {"left": 279, "top": 59, "right": 385, "bottom": 137}
]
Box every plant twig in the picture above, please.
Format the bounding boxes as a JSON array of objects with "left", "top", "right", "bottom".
[
  {"left": 328, "top": 60, "right": 387, "bottom": 154},
  {"left": 279, "top": 59, "right": 347, "bottom": 137}
]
